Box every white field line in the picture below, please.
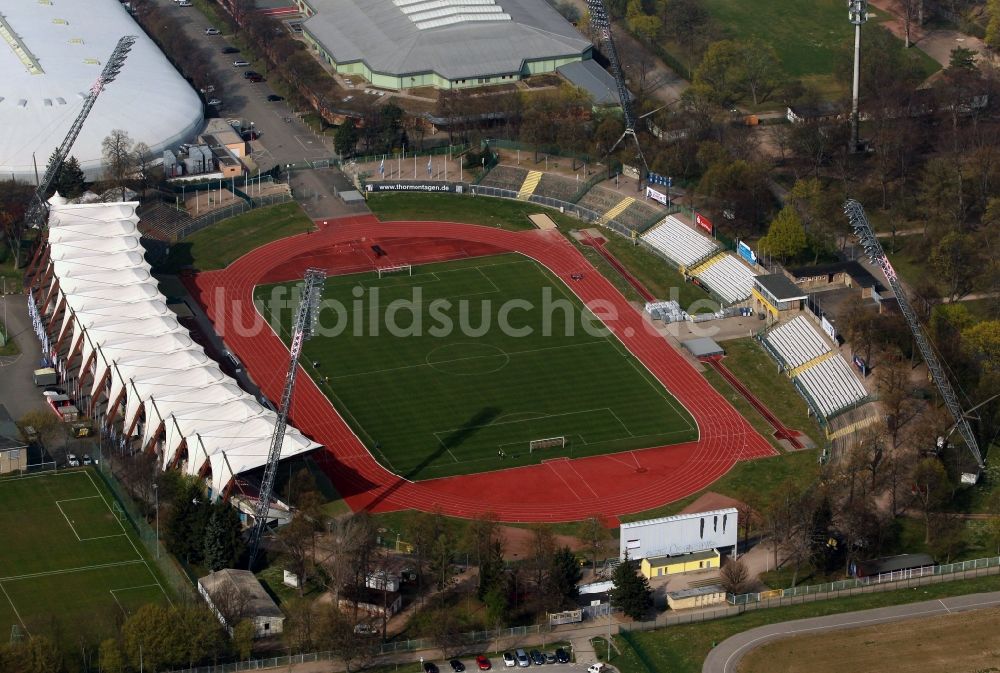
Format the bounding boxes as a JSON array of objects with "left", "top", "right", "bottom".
[
  {"left": 54, "top": 500, "right": 82, "bottom": 542},
  {"left": 0, "top": 582, "right": 29, "bottom": 635},
  {"left": 0, "top": 559, "right": 146, "bottom": 583}
]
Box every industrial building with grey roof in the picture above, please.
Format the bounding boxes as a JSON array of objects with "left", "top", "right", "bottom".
[{"left": 296, "top": 0, "right": 592, "bottom": 90}]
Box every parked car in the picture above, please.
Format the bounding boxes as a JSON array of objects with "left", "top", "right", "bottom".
[
  {"left": 515, "top": 650, "right": 530, "bottom": 668},
  {"left": 554, "top": 649, "right": 570, "bottom": 664},
  {"left": 243, "top": 70, "right": 261, "bottom": 79},
  {"left": 241, "top": 130, "right": 261, "bottom": 141},
  {"left": 82, "top": 454, "right": 93, "bottom": 466},
  {"left": 207, "top": 98, "right": 222, "bottom": 107},
  {"left": 247, "top": 74, "right": 265, "bottom": 83},
  {"left": 423, "top": 663, "right": 439, "bottom": 673},
  {"left": 266, "top": 94, "right": 285, "bottom": 102},
  {"left": 586, "top": 665, "right": 605, "bottom": 673},
  {"left": 204, "top": 27, "right": 220, "bottom": 35},
  {"left": 67, "top": 453, "right": 80, "bottom": 467},
  {"left": 177, "top": 1, "right": 191, "bottom": 6},
  {"left": 449, "top": 660, "right": 465, "bottom": 672},
  {"left": 476, "top": 655, "right": 492, "bottom": 670},
  {"left": 529, "top": 651, "right": 544, "bottom": 666},
  {"left": 199, "top": 85, "right": 215, "bottom": 94},
  {"left": 222, "top": 46, "right": 240, "bottom": 54},
  {"left": 233, "top": 59, "right": 250, "bottom": 67},
  {"left": 353, "top": 623, "right": 375, "bottom": 635},
  {"left": 544, "top": 653, "right": 556, "bottom": 665},
  {"left": 502, "top": 652, "right": 515, "bottom": 668}
]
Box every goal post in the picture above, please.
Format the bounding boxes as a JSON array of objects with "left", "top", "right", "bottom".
[
  {"left": 376, "top": 264, "right": 412, "bottom": 279},
  {"left": 529, "top": 436, "right": 566, "bottom": 452}
]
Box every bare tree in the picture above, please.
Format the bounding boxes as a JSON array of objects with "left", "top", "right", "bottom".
[
  {"left": 101, "top": 129, "right": 135, "bottom": 200},
  {"left": 132, "top": 142, "right": 153, "bottom": 193},
  {"left": 579, "top": 515, "right": 608, "bottom": 573},
  {"left": 719, "top": 556, "right": 754, "bottom": 595},
  {"left": 208, "top": 581, "right": 252, "bottom": 625}
]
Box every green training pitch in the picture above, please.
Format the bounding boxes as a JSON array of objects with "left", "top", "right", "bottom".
[
  {"left": 0, "top": 470, "right": 171, "bottom": 642},
  {"left": 256, "top": 254, "right": 697, "bottom": 480}
]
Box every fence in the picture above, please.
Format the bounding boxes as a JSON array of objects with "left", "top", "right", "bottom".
[
  {"left": 91, "top": 457, "right": 197, "bottom": 598},
  {"left": 345, "top": 144, "right": 469, "bottom": 167},
  {"left": 376, "top": 624, "right": 545, "bottom": 654},
  {"left": 0, "top": 461, "right": 57, "bottom": 481},
  {"left": 729, "top": 554, "right": 1000, "bottom": 607},
  {"left": 175, "top": 192, "right": 293, "bottom": 241}
]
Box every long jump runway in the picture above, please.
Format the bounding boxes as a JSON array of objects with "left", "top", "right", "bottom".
[{"left": 187, "top": 215, "right": 775, "bottom": 522}]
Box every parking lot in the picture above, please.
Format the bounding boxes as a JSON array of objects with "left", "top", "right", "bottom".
[{"left": 154, "top": 0, "right": 334, "bottom": 171}]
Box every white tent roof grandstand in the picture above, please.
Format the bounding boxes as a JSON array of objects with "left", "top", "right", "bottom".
[
  {"left": 0, "top": 0, "right": 203, "bottom": 182},
  {"left": 302, "top": 0, "right": 591, "bottom": 82},
  {"left": 42, "top": 198, "right": 320, "bottom": 497}
]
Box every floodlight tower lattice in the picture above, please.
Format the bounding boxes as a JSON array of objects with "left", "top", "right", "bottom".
[
  {"left": 585, "top": 0, "right": 649, "bottom": 178},
  {"left": 247, "top": 267, "right": 327, "bottom": 569},
  {"left": 23, "top": 35, "right": 137, "bottom": 230},
  {"left": 848, "top": 0, "right": 868, "bottom": 153},
  {"left": 843, "top": 199, "right": 984, "bottom": 469}
]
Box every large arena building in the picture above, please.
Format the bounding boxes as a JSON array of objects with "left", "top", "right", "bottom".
[
  {"left": 0, "top": 0, "right": 203, "bottom": 182},
  {"left": 296, "top": 0, "right": 592, "bottom": 90}
]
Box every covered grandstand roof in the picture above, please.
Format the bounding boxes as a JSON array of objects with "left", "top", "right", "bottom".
[
  {"left": 0, "top": 0, "right": 203, "bottom": 182},
  {"left": 42, "top": 197, "right": 319, "bottom": 497},
  {"left": 303, "top": 0, "right": 591, "bottom": 80},
  {"left": 556, "top": 60, "right": 629, "bottom": 106}
]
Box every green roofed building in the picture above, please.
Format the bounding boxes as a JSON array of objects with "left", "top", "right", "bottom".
[{"left": 295, "top": 0, "right": 592, "bottom": 90}]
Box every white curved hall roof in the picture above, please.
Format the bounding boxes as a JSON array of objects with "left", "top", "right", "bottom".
[
  {"left": 44, "top": 198, "right": 320, "bottom": 497},
  {"left": 0, "top": 0, "right": 203, "bottom": 182}
]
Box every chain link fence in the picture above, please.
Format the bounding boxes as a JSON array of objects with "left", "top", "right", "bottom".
[{"left": 92, "top": 458, "right": 197, "bottom": 598}]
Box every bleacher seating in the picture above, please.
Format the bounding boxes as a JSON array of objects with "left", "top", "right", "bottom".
[
  {"left": 797, "top": 355, "right": 868, "bottom": 417},
  {"left": 763, "top": 316, "right": 831, "bottom": 368},
  {"left": 534, "top": 174, "right": 579, "bottom": 202},
  {"left": 577, "top": 186, "right": 628, "bottom": 218},
  {"left": 763, "top": 315, "right": 868, "bottom": 418},
  {"left": 696, "top": 254, "right": 756, "bottom": 303},
  {"left": 136, "top": 201, "right": 193, "bottom": 242},
  {"left": 615, "top": 199, "right": 661, "bottom": 231},
  {"left": 640, "top": 215, "right": 719, "bottom": 267},
  {"left": 480, "top": 165, "right": 528, "bottom": 192}
]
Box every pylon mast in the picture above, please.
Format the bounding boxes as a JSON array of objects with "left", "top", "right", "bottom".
[
  {"left": 844, "top": 199, "right": 983, "bottom": 468},
  {"left": 247, "top": 268, "right": 326, "bottom": 568},
  {"left": 585, "top": 0, "right": 649, "bottom": 175},
  {"left": 24, "top": 35, "right": 137, "bottom": 229}
]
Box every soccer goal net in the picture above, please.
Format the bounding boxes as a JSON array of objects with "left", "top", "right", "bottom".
[
  {"left": 377, "top": 264, "right": 412, "bottom": 278},
  {"left": 529, "top": 436, "right": 566, "bottom": 452}
]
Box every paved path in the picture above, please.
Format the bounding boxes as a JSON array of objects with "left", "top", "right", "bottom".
[
  {"left": 702, "top": 590, "right": 1000, "bottom": 673},
  {"left": 0, "top": 292, "right": 52, "bottom": 421}
]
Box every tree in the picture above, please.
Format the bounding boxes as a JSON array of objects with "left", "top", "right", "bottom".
[
  {"left": 962, "top": 320, "right": 1000, "bottom": 374},
  {"left": 164, "top": 479, "right": 210, "bottom": 564},
  {"left": 986, "top": 0, "right": 1000, "bottom": 50},
  {"left": 758, "top": 206, "right": 807, "bottom": 263},
  {"left": 737, "top": 39, "right": 782, "bottom": 106},
  {"left": 911, "top": 457, "right": 951, "bottom": 544},
  {"left": 484, "top": 579, "right": 511, "bottom": 628},
  {"left": 101, "top": 129, "right": 136, "bottom": 200},
  {"left": 609, "top": 551, "right": 652, "bottom": 619},
  {"left": 18, "top": 409, "right": 65, "bottom": 450},
  {"left": 52, "top": 155, "right": 86, "bottom": 199},
  {"left": 719, "top": 557, "right": 753, "bottom": 595},
  {"left": 133, "top": 142, "right": 153, "bottom": 193},
  {"left": 232, "top": 621, "right": 255, "bottom": 662},
  {"left": 580, "top": 515, "right": 608, "bottom": 571},
  {"left": 931, "top": 231, "right": 979, "bottom": 301},
  {"left": 546, "top": 547, "right": 582, "bottom": 608},
  {"left": 0, "top": 179, "right": 34, "bottom": 269},
  {"left": 122, "top": 604, "right": 188, "bottom": 671},
  {"left": 98, "top": 638, "right": 125, "bottom": 673},
  {"left": 203, "top": 500, "right": 244, "bottom": 571},
  {"left": 693, "top": 40, "right": 745, "bottom": 105},
  {"left": 527, "top": 525, "right": 556, "bottom": 594},
  {"left": 278, "top": 511, "right": 318, "bottom": 596},
  {"left": 335, "top": 120, "right": 359, "bottom": 157}
]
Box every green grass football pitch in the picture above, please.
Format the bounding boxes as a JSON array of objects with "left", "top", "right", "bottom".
[
  {"left": 0, "top": 470, "right": 171, "bottom": 642},
  {"left": 256, "top": 253, "right": 697, "bottom": 480}
]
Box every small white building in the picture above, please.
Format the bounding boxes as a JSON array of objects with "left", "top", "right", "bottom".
[
  {"left": 620, "top": 508, "right": 738, "bottom": 561},
  {"left": 199, "top": 569, "right": 284, "bottom": 638},
  {"left": 366, "top": 570, "right": 401, "bottom": 592}
]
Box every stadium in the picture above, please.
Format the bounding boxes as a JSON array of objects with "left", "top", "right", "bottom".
[
  {"left": 297, "top": 0, "right": 592, "bottom": 90},
  {"left": 0, "top": 0, "right": 202, "bottom": 181}
]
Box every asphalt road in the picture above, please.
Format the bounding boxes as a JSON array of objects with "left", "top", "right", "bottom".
[
  {"left": 702, "top": 590, "right": 1000, "bottom": 673},
  {"left": 0, "top": 292, "right": 52, "bottom": 421}
]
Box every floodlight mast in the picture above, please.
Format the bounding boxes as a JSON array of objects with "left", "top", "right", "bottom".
[
  {"left": 848, "top": 0, "right": 868, "bottom": 153},
  {"left": 843, "top": 199, "right": 984, "bottom": 468},
  {"left": 23, "top": 35, "right": 137, "bottom": 230},
  {"left": 585, "top": 0, "right": 649, "bottom": 178},
  {"left": 247, "top": 268, "right": 326, "bottom": 569}
]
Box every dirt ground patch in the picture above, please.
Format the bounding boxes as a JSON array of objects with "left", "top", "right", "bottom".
[
  {"left": 500, "top": 525, "right": 586, "bottom": 561},
  {"left": 738, "top": 606, "right": 1000, "bottom": 673}
]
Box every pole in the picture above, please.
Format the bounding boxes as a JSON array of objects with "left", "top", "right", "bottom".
[
  {"left": 153, "top": 484, "right": 159, "bottom": 559},
  {"left": 414, "top": 154, "right": 417, "bottom": 179},
  {"left": 607, "top": 602, "right": 612, "bottom": 662},
  {"left": 850, "top": 22, "right": 861, "bottom": 152}
]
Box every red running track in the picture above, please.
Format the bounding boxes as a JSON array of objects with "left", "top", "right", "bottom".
[{"left": 188, "top": 215, "right": 776, "bottom": 522}]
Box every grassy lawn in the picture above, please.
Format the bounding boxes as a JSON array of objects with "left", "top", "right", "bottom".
[
  {"left": 0, "top": 319, "right": 17, "bottom": 356},
  {"left": 714, "top": 339, "right": 825, "bottom": 448},
  {"left": 614, "top": 573, "right": 1000, "bottom": 673},
  {"left": 660, "top": 0, "right": 940, "bottom": 99},
  {"left": 258, "top": 254, "right": 697, "bottom": 480},
  {"left": 602, "top": 235, "right": 718, "bottom": 312},
  {"left": 0, "top": 470, "right": 171, "bottom": 646},
  {"left": 162, "top": 202, "right": 314, "bottom": 272},
  {"left": 368, "top": 192, "right": 578, "bottom": 231}
]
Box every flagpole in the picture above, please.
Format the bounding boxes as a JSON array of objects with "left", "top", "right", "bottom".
[{"left": 414, "top": 154, "right": 417, "bottom": 179}]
